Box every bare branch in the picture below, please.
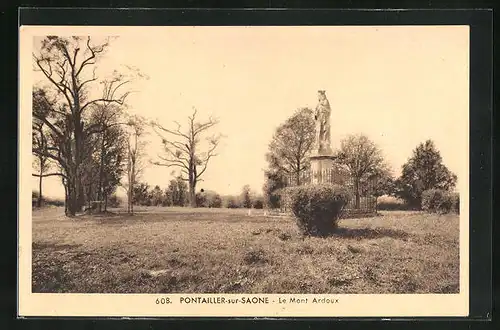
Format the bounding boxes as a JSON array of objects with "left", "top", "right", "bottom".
[
  {"left": 193, "top": 118, "right": 219, "bottom": 137},
  {"left": 34, "top": 56, "right": 74, "bottom": 109},
  {"left": 80, "top": 97, "right": 126, "bottom": 113},
  {"left": 196, "top": 139, "right": 220, "bottom": 179},
  {"left": 78, "top": 66, "right": 98, "bottom": 92},
  {"left": 152, "top": 122, "right": 190, "bottom": 141},
  {"left": 32, "top": 112, "right": 64, "bottom": 138},
  {"left": 75, "top": 37, "right": 106, "bottom": 77},
  {"left": 32, "top": 148, "right": 66, "bottom": 168},
  {"left": 32, "top": 172, "right": 67, "bottom": 179}
]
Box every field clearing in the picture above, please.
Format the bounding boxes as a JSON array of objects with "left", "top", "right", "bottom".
[{"left": 31, "top": 207, "right": 460, "bottom": 294}]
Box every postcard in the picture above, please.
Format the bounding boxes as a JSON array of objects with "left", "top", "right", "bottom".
[{"left": 19, "top": 25, "right": 469, "bottom": 317}]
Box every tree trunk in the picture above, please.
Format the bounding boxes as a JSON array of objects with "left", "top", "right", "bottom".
[
  {"left": 65, "top": 166, "right": 79, "bottom": 217},
  {"left": 76, "top": 176, "right": 85, "bottom": 212},
  {"left": 189, "top": 183, "right": 196, "bottom": 208},
  {"left": 296, "top": 158, "right": 301, "bottom": 186},
  {"left": 38, "top": 168, "right": 43, "bottom": 208},
  {"left": 127, "top": 188, "right": 131, "bottom": 214},
  {"left": 130, "top": 182, "right": 134, "bottom": 214},
  {"left": 66, "top": 182, "right": 77, "bottom": 217},
  {"left": 97, "top": 133, "right": 105, "bottom": 212},
  {"left": 62, "top": 178, "right": 69, "bottom": 215},
  {"left": 354, "top": 179, "right": 360, "bottom": 209}
]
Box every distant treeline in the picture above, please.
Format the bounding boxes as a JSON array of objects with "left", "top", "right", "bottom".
[{"left": 108, "top": 178, "right": 264, "bottom": 209}]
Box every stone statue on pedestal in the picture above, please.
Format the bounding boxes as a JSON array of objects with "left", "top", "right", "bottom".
[
  {"left": 314, "top": 90, "right": 332, "bottom": 155},
  {"left": 309, "top": 90, "right": 338, "bottom": 185}
]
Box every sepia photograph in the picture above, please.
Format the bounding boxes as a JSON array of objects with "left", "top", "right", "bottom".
[{"left": 19, "top": 24, "right": 470, "bottom": 317}]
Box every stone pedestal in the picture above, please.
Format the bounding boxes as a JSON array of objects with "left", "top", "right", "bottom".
[{"left": 309, "top": 153, "right": 336, "bottom": 184}]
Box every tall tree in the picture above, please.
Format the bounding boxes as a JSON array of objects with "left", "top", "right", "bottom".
[
  {"left": 122, "top": 116, "right": 147, "bottom": 214},
  {"left": 335, "top": 134, "right": 389, "bottom": 209},
  {"left": 88, "top": 104, "right": 128, "bottom": 212},
  {"left": 166, "top": 175, "right": 188, "bottom": 207},
  {"left": 152, "top": 108, "right": 222, "bottom": 207},
  {"left": 266, "top": 107, "right": 316, "bottom": 186},
  {"left": 32, "top": 36, "right": 134, "bottom": 216},
  {"left": 241, "top": 184, "right": 253, "bottom": 209},
  {"left": 395, "top": 140, "right": 457, "bottom": 207}
]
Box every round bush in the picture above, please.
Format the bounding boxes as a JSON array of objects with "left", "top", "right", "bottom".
[
  {"left": 422, "top": 189, "right": 459, "bottom": 214},
  {"left": 208, "top": 193, "right": 223, "bottom": 208},
  {"left": 422, "top": 189, "right": 446, "bottom": 212},
  {"left": 288, "top": 184, "right": 351, "bottom": 236},
  {"left": 225, "top": 196, "right": 241, "bottom": 209},
  {"left": 450, "top": 192, "right": 460, "bottom": 214},
  {"left": 252, "top": 198, "right": 264, "bottom": 209}
]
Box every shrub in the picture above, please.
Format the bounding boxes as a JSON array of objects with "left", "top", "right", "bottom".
[
  {"left": 376, "top": 196, "right": 414, "bottom": 211},
  {"left": 450, "top": 192, "right": 460, "bottom": 214},
  {"left": 225, "top": 196, "right": 241, "bottom": 209},
  {"left": 196, "top": 192, "right": 208, "bottom": 207},
  {"left": 252, "top": 198, "right": 264, "bottom": 209},
  {"left": 422, "top": 189, "right": 459, "bottom": 214},
  {"left": 208, "top": 193, "right": 222, "bottom": 208},
  {"left": 196, "top": 191, "right": 223, "bottom": 208},
  {"left": 44, "top": 197, "right": 65, "bottom": 207},
  {"left": 422, "top": 189, "right": 444, "bottom": 212},
  {"left": 288, "top": 184, "right": 351, "bottom": 236},
  {"left": 107, "top": 195, "right": 121, "bottom": 208}
]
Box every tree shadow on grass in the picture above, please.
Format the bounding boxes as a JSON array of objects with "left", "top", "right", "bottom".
[
  {"left": 92, "top": 212, "right": 273, "bottom": 225},
  {"left": 331, "top": 227, "right": 410, "bottom": 241},
  {"left": 32, "top": 242, "right": 82, "bottom": 251}
]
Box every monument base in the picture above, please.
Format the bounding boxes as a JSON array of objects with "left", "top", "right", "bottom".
[{"left": 309, "top": 153, "right": 336, "bottom": 184}]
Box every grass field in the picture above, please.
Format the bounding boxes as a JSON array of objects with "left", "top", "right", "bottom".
[{"left": 32, "top": 206, "right": 460, "bottom": 294}]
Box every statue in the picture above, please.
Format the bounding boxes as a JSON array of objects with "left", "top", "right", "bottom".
[{"left": 314, "top": 90, "right": 332, "bottom": 154}]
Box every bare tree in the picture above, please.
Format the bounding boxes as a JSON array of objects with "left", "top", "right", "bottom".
[
  {"left": 32, "top": 36, "right": 134, "bottom": 216},
  {"left": 152, "top": 108, "right": 222, "bottom": 208}
]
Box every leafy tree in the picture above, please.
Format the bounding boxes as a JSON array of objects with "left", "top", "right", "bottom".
[
  {"left": 133, "top": 182, "right": 150, "bottom": 206},
  {"left": 152, "top": 108, "right": 222, "bottom": 207},
  {"left": 241, "top": 185, "right": 253, "bottom": 208},
  {"left": 263, "top": 169, "right": 287, "bottom": 209},
  {"left": 370, "top": 172, "right": 396, "bottom": 199},
  {"left": 87, "top": 104, "right": 128, "bottom": 212},
  {"left": 150, "top": 185, "right": 164, "bottom": 206},
  {"left": 122, "top": 116, "right": 147, "bottom": 214},
  {"left": 395, "top": 140, "right": 457, "bottom": 207},
  {"left": 167, "top": 175, "right": 189, "bottom": 206},
  {"left": 263, "top": 107, "right": 315, "bottom": 208},
  {"left": 266, "top": 107, "right": 315, "bottom": 186},
  {"left": 162, "top": 188, "right": 173, "bottom": 206},
  {"left": 335, "top": 134, "right": 390, "bottom": 209}
]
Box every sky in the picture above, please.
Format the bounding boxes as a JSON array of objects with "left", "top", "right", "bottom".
[{"left": 28, "top": 26, "right": 469, "bottom": 198}]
